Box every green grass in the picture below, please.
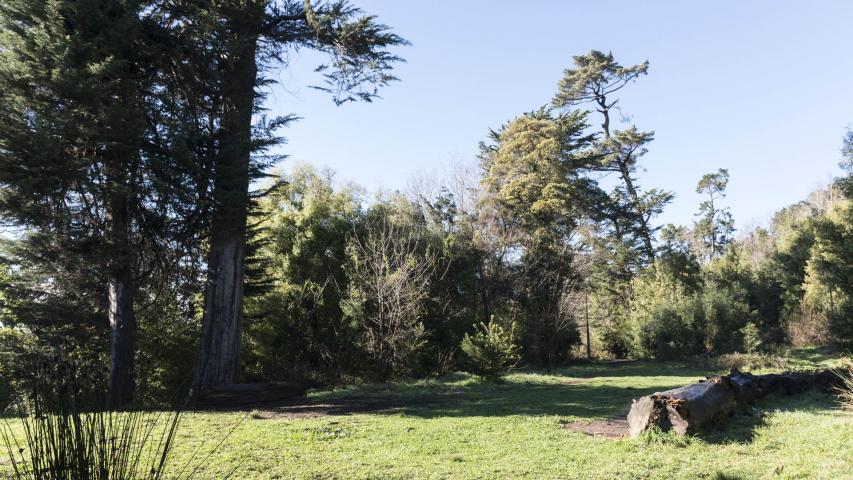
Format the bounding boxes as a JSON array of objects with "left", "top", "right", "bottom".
[{"left": 4, "top": 350, "right": 853, "bottom": 479}]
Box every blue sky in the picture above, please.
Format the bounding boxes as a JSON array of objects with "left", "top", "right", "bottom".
[{"left": 267, "top": 0, "right": 853, "bottom": 231}]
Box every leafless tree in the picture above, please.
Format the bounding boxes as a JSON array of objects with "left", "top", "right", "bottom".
[{"left": 344, "top": 214, "right": 440, "bottom": 379}]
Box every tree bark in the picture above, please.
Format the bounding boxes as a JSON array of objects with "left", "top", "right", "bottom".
[
  {"left": 106, "top": 163, "right": 137, "bottom": 407},
  {"left": 627, "top": 376, "right": 736, "bottom": 438},
  {"left": 193, "top": 15, "right": 259, "bottom": 389},
  {"left": 617, "top": 162, "right": 655, "bottom": 260}
]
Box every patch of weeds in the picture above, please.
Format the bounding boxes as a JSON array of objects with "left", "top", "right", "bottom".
[
  {"left": 834, "top": 360, "right": 853, "bottom": 410},
  {"left": 638, "top": 426, "right": 695, "bottom": 448},
  {"left": 305, "top": 424, "right": 349, "bottom": 441}
]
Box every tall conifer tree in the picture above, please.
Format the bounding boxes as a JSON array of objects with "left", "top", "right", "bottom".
[{"left": 187, "top": 0, "right": 406, "bottom": 388}]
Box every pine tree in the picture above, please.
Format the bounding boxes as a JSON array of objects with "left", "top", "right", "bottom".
[
  {"left": 187, "top": 0, "right": 407, "bottom": 389},
  {"left": 552, "top": 50, "right": 672, "bottom": 264},
  {"left": 694, "top": 168, "right": 735, "bottom": 262},
  {"left": 0, "top": 0, "right": 170, "bottom": 405},
  {"left": 0, "top": 0, "right": 212, "bottom": 405}
]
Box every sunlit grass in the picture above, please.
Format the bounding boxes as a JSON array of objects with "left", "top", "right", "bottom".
[{"left": 3, "top": 349, "right": 851, "bottom": 479}]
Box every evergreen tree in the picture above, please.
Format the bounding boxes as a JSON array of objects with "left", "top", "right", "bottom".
[
  {"left": 188, "top": 0, "right": 406, "bottom": 388},
  {"left": 0, "top": 0, "right": 171, "bottom": 405},
  {"left": 552, "top": 50, "right": 672, "bottom": 264},
  {"left": 694, "top": 168, "right": 735, "bottom": 262},
  {"left": 479, "top": 109, "right": 597, "bottom": 366}
]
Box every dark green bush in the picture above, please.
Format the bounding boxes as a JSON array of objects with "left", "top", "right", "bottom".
[{"left": 636, "top": 304, "right": 697, "bottom": 360}]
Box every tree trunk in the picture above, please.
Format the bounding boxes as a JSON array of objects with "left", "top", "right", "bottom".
[
  {"left": 476, "top": 258, "right": 491, "bottom": 321},
  {"left": 600, "top": 100, "right": 654, "bottom": 262},
  {"left": 108, "top": 267, "right": 136, "bottom": 407},
  {"left": 627, "top": 376, "right": 736, "bottom": 438},
  {"left": 618, "top": 162, "right": 655, "bottom": 260},
  {"left": 106, "top": 164, "right": 137, "bottom": 407},
  {"left": 193, "top": 18, "right": 259, "bottom": 389}
]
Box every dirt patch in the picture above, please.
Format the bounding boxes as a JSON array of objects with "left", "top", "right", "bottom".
[{"left": 561, "top": 418, "right": 628, "bottom": 439}]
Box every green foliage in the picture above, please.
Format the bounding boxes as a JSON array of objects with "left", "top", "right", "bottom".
[
  {"left": 460, "top": 320, "right": 520, "bottom": 379},
  {"left": 740, "top": 322, "right": 762, "bottom": 354},
  {"left": 634, "top": 302, "right": 699, "bottom": 360},
  {"left": 552, "top": 50, "right": 649, "bottom": 109},
  {"left": 0, "top": 327, "right": 37, "bottom": 411},
  {"left": 625, "top": 250, "right": 767, "bottom": 359},
  {"left": 700, "top": 281, "right": 753, "bottom": 353},
  {"left": 626, "top": 260, "right": 705, "bottom": 359},
  {"left": 694, "top": 168, "right": 735, "bottom": 261},
  {"left": 244, "top": 166, "right": 361, "bottom": 384},
  {"left": 807, "top": 197, "right": 853, "bottom": 349},
  {"left": 478, "top": 109, "right": 592, "bottom": 366}
]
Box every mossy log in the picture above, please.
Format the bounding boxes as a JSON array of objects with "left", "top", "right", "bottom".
[{"left": 627, "top": 369, "right": 839, "bottom": 438}]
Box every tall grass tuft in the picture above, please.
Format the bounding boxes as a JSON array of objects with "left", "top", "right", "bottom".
[
  {"left": 835, "top": 359, "right": 853, "bottom": 411},
  {"left": 0, "top": 346, "right": 223, "bottom": 480},
  {"left": 638, "top": 426, "right": 695, "bottom": 448},
  {"left": 2, "top": 400, "right": 183, "bottom": 479}
]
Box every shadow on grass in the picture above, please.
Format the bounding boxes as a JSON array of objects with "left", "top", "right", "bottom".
[
  {"left": 267, "top": 360, "right": 707, "bottom": 420},
  {"left": 264, "top": 380, "right": 683, "bottom": 419},
  {"left": 696, "top": 391, "right": 837, "bottom": 444},
  {"left": 260, "top": 360, "right": 841, "bottom": 448}
]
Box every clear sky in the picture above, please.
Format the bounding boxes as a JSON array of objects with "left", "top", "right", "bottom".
[{"left": 266, "top": 0, "right": 853, "bottom": 231}]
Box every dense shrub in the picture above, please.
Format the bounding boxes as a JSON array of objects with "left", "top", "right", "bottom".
[
  {"left": 702, "top": 284, "right": 753, "bottom": 353},
  {"left": 0, "top": 327, "right": 36, "bottom": 410},
  {"left": 827, "top": 301, "right": 853, "bottom": 352},
  {"left": 634, "top": 304, "right": 697, "bottom": 360},
  {"left": 628, "top": 268, "right": 705, "bottom": 359},
  {"left": 598, "top": 321, "right": 633, "bottom": 359}
]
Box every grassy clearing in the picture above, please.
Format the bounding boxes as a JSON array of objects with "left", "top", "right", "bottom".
[
  {"left": 3, "top": 349, "right": 852, "bottom": 479},
  {"left": 167, "top": 349, "right": 851, "bottom": 479}
]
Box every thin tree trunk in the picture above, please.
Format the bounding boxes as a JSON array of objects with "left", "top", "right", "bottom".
[
  {"left": 106, "top": 164, "right": 137, "bottom": 407},
  {"left": 585, "top": 290, "right": 591, "bottom": 360},
  {"left": 617, "top": 162, "right": 654, "bottom": 260},
  {"left": 476, "top": 258, "right": 491, "bottom": 321},
  {"left": 599, "top": 100, "right": 654, "bottom": 261},
  {"left": 193, "top": 20, "right": 259, "bottom": 389}
]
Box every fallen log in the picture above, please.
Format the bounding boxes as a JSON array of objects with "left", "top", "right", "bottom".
[
  {"left": 627, "top": 369, "right": 841, "bottom": 438},
  {"left": 627, "top": 376, "right": 736, "bottom": 437}
]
